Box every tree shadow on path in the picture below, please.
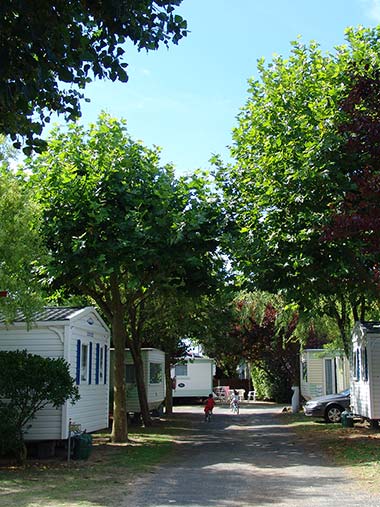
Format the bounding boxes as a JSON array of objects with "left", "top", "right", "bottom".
[{"left": 125, "top": 403, "right": 380, "bottom": 507}]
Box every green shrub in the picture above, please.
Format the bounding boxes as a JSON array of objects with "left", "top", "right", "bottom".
[
  {"left": 0, "top": 350, "right": 80, "bottom": 462},
  {"left": 0, "top": 406, "right": 25, "bottom": 460},
  {"left": 251, "top": 365, "right": 292, "bottom": 403}
]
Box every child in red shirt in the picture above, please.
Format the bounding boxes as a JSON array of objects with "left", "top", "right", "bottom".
[{"left": 204, "top": 393, "right": 215, "bottom": 421}]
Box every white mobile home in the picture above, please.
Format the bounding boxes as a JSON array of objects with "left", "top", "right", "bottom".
[
  {"left": 0, "top": 307, "right": 110, "bottom": 441},
  {"left": 110, "top": 348, "right": 165, "bottom": 415},
  {"left": 351, "top": 321, "right": 380, "bottom": 422},
  {"left": 300, "top": 349, "right": 350, "bottom": 400},
  {"left": 172, "top": 355, "right": 216, "bottom": 398}
]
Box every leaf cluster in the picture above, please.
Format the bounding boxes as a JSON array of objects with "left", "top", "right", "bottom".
[
  {"left": 0, "top": 151, "right": 45, "bottom": 321},
  {"left": 217, "top": 27, "right": 380, "bottom": 321},
  {"left": 0, "top": 1, "right": 187, "bottom": 153},
  {"left": 0, "top": 350, "right": 79, "bottom": 434},
  {"left": 29, "top": 114, "right": 226, "bottom": 327}
]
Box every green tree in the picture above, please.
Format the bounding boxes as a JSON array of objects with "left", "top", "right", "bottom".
[
  {"left": 216, "top": 27, "right": 380, "bottom": 354},
  {"left": 229, "top": 292, "right": 299, "bottom": 403},
  {"left": 187, "top": 290, "right": 240, "bottom": 377},
  {"left": 143, "top": 286, "right": 234, "bottom": 413},
  {"left": 141, "top": 292, "right": 195, "bottom": 415},
  {"left": 0, "top": 350, "right": 79, "bottom": 462},
  {"left": 0, "top": 1, "right": 187, "bottom": 153},
  {"left": 30, "top": 114, "right": 225, "bottom": 441},
  {"left": 0, "top": 137, "right": 44, "bottom": 321}
]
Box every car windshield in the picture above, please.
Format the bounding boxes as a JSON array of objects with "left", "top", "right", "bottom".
[{"left": 339, "top": 389, "right": 350, "bottom": 396}]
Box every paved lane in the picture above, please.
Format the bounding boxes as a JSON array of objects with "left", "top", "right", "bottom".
[{"left": 123, "top": 403, "right": 380, "bottom": 507}]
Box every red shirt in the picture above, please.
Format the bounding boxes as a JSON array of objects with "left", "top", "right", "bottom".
[{"left": 204, "top": 397, "right": 215, "bottom": 412}]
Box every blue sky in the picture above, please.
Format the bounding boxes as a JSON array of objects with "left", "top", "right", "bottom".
[{"left": 73, "top": 0, "right": 380, "bottom": 175}]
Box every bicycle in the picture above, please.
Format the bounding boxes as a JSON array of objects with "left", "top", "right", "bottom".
[{"left": 231, "top": 399, "right": 239, "bottom": 415}]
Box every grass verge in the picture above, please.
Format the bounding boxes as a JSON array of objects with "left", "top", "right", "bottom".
[
  {"left": 0, "top": 416, "right": 186, "bottom": 507},
  {"left": 280, "top": 411, "right": 380, "bottom": 490}
]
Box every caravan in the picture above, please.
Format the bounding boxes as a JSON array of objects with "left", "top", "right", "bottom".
[
  {"left": 351, "top": 321, "right": 380, "bottom": 425},
  {"left": 110, "top": 348, "right": 166, "bottom": 416},
  {"left": 172, "top": 354, "right": 216, "bottom": 399},
  {"left": 0, "top": 307, "right": 110, "bottom": 441},
  {"left": 300, "top": 348, "right": 350, "bottom": 400}
]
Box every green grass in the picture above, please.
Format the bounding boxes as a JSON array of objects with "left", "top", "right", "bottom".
[
  {"left": 0, "top": 423, "right": 181, "bottom": 507},
  {"left": 280, "top": 411, "right": 380, "bottom": 488}
]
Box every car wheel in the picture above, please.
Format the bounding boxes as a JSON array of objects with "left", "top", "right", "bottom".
[{"left": 324, "top": 404, "right": 343, "bottom": 423}]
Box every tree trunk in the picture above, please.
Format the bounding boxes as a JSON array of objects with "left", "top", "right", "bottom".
[
  {"left": 164, "top": 353, "right": 173, "bottom": 415},
  {"left": 111, "top": 313, "right": 129, "bottom": 443},
  {"left": 128, "top": 299, "right": 152, "bottom": 427},
  {"left": 329, "top": 298, "right": 351, "bottom": 358},
  {"left": 130, "top": 342, "right": 152, "bottom": 426},
  {"left": 359, "top": 297, "right": 366, "bottom": 322}
]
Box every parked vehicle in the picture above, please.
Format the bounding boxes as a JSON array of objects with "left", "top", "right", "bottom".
[{"left": 303, "top": 389, "right": 350, "bottom": 423}]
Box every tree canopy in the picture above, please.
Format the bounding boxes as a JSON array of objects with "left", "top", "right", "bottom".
[
  {"left": 216, "top": 26, "right": 380, "bottom": 352},
  {"left": 29, "top": 113, "right": 225, "bottom": 440},
  {"left": 0, "top": 0, "right": 187, "bottom": 153},
  {"left": 0, "top": 137, "right": 44, "bottom": 321}
]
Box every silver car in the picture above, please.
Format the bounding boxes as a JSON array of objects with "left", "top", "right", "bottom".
[{"left": 303, "top": 389, "right": 350, "bottom": 423}]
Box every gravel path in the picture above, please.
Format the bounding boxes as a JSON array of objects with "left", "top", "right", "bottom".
[{"left": 123, "top": 403, "right": 380, "bottom": 507}]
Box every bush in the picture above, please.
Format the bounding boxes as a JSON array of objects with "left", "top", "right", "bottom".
[
  {"left": 0, "top": 350, "right": 80, "bottom": 462},
  {"left": 251, "top": 365, "right": 293, "bottom": 403},
  {"left": 0, "top": 406, "right": 25, "bottom": 461}
]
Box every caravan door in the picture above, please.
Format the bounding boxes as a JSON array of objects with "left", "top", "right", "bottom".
[{"left": 324, "top": 358, "right": 337, "bottom": 395}]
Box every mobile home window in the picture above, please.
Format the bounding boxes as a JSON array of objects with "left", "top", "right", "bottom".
[
  {"left": 150, "top": 363, "right": 163, "bottom": 384},
  {"left": 362, "top": 347, "right": 368, "bottom": 381},
  {"left": 125, "top": 364, "right": 136, "bottom": 384},
  {"left": 302, "top": 360, "right": 308, "bottom": 382},
  {"left": 81, "top": 343, "right": 89, "bottom": 382},
  {"left": 99, "top": 346, "right": 104, "bottom": 381},
  {"left": 175, "top": 364, "right": 188, "bottom": 377},
  {"left": 353, "top": 350, "right": 360, "bottom": 381}
]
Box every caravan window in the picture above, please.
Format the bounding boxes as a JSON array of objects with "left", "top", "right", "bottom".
[
  {"left": 125, "top": 364, "right": 136, "bottom": 383},
  {"left": 362, "top": 347, "right": 368, "bottom": 381},
  {"left": 99, "top": 346, "right": 104, "bottom": 381},
  {"left": 81, "top": 343, "right": 89, "bottom": 382},
  {"left": 175, "top": 364, "right": 188, "bottom": 377},
  {"left": 150, "top": 363, "right": 163, "bottom": 384},
  {"left": 302, "top": 360, "right": 308, "bottom": 382},
  {"left": 353, "top": 349, "right": 360, "bottom": 381}
]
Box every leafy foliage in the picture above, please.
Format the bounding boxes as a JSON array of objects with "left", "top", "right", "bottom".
[
  {"left": 191, "top": 290, "right": 242, "bottom": 377},
  {"left": 0, "top": 1, "right": 187, "bottom": 153},
  {"left": 199, "top": 290, "right": 300, "bottom": 401},
  {"left": 322, "top": 71, "right": 380, "bottom": 303},
  {"left": 0, "top": 350, "right": 79, "bottom": 461},
  {"left": 216, "top": 27, "right": 380, "bottom": 353},
  {"left": 230, "top": 292, "right": 300, "bottom": 402},
  {"left": 0, "top": 138, "right": 44, "bottom": 321},
  {"left": 29, "top": 113, "right": 225, "bottom": 438}
]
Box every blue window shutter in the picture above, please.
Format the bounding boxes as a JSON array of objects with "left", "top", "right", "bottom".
[
  {"left": 89, "top": 342, "right": 93, "bottom": 384},
  {"left": 76, "top": 339, "right": 81, "bottom": 385},
  {"left": 95, "top": 343, "right": 100, "bottom": 385},
  {"left": 104, "top": 345, "right": 108, "bottom": 384}
]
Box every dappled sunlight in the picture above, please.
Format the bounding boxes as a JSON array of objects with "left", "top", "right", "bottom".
[
  {"left": 202, "top": 461, "right": 260, "bottom": 472},
  {"left": 25, "top": 501, "right": 104, "bottom": 507}
]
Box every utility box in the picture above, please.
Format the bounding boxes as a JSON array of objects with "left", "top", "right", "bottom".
[{"left": 72, "top": 433, "right": 93, "bottom": 460}]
